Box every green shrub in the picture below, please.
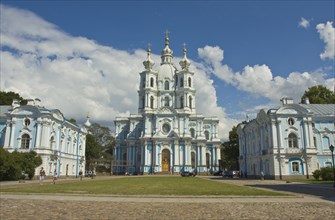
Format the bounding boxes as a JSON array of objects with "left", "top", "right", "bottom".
[
  {"left": 320, "top": 167, "right": 333, "bottom": 181},
  {"left": 312, "top": 169, "right": 321, "bottom": 180},
  {"left": 0, "top": 149, "right": 42, "bottom": 181}
]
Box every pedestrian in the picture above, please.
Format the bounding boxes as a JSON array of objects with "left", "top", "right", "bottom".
[
  {"left": 53, "top": 169, "right": 57, "bottom": 184},
  {"left": 79, "top": 170, "right": 83, "bottom": 181},
  {"left": 39, "top": 167, "right": 46, "bottom": 185},
  {"left": 92, "top": 169, "right": 96, "bottom": 179}
]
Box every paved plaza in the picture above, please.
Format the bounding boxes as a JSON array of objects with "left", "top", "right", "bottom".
[{"left": 1, "top": 176, "right": 334, "bottom": 219}]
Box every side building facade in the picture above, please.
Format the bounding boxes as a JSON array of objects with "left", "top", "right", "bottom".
[
  {"left": 237, "top": 97, "right": 334, "bottom": 179},
  {"left": 0, "top": 99, "right": 88, "bottom": 177}
]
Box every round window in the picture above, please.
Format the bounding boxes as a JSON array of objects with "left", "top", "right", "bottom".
[{"left": 162, "top": 123, "right": 171, "bottom": 134}]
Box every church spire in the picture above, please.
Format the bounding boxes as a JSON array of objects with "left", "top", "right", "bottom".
[
  {"left": 179, "top": 43, "right": 191, "bottom": 70},
  {"left": 143, "top": 44, "right": 155, "bottom": 70},
  {"left": 161, "top": 30, "right": 173, "bottom": 65}
]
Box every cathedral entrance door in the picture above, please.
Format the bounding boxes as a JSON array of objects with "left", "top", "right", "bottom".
[{"left": 162, "top": 149, "right": 170, "bottom": 172}]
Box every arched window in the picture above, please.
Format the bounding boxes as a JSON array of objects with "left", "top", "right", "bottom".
[
  {"left": 164, "top": 96, "right": 169, "bottom": 107},
  {"left": 21, "top": 134, "right": 30, "bottom": 149},
  {"left": 50, "top": 136, "right": 55, "bottom": 150},
  {"left": 288, "top": 133, "right": 298, "bottom": 148},
  {"left": 180, "top": 96, "right": 184, "bottom": 108},
  {"left": 150, "top": 96, "right": 154, "bottom": 108},
  {"left": 180, "top": 78, "right": 184, "bottom": 87},
  {"left": 142, "top": 77, "right": 146, "bottom": 88},
  {"left": 322, "top": 136, "right": 330, "bottom": 149},
  {"left": 325, "top": 162, "right": 332, "bottom": 167},
  {"left": 164, "top": 81, "right": 169, "bottom": 90},
  {"left": 175, "top": 75, "right": 178, "bottom": 86},
  {"left": 188, "top": 77, "right": 191, "bottom": 87},
  {"left": 204, "top": 131, "right": 210, "bottom": 140},
  {"left": 189, "top": 96, "right": 192, "bottom": 109},
  {"left": 142, "top": 96, "right": 145, "bottom": 108},
  {"left": 190, "top": 128, "right": 195, "bottom": 138},
  {"left": 150, "top": 77, "right": 154, "bottom": 87}
]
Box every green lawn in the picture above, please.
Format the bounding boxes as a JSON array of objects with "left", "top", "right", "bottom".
[{"left": 1, "top": 176, "right": 290, "bottom": 196}]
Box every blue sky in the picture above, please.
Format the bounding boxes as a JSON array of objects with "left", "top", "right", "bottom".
[{"left": 1, "top": 1, "right": 334, "bottom": 139}]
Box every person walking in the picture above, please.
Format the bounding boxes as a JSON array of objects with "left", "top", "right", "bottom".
[
  {"left": 39, "top": 167, "right": 46, "bottom": 185},
  {"left": 79, "top": 170, "right": 83, "bottom": 181}
]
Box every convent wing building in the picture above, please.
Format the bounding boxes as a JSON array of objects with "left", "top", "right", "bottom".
[{"left": 114, "top": 35, "right": 221, "bottom": 174}]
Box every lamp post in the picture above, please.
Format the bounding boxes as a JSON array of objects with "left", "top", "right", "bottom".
[{"left": 329, "top": 144, "right": 335, "bottom": 187}]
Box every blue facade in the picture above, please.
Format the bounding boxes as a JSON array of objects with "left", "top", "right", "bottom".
[
  {"left": 238, "top": 98, "right": 335, "bottom": 179},
  {"left": 1, "top": 99, "right": 88, "bottom": 177}
]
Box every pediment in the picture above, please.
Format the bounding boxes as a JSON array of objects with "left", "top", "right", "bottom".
[
  {"left": 52, "top": 111, "right": 64, "bottom": 121},
  {"left": 158, "top": 107, "right": 176, "bottom": 115},
  {"left": 167, "top": 130, "right": 179, "bottom": 138},
  {"left": 276, "top": 105, "right": 309, "bottom": 115},
  {"left": 279, "top": 108, "right": 298, "bottom": 114},
  {"left": 11, "top": 109, "right": 35, "bottom": 116}
]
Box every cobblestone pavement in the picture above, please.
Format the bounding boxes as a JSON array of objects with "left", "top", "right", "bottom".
[{"left": 1, "top": 176, "right": 335, "bottom": 219}]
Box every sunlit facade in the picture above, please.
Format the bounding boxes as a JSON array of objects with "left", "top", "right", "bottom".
[{"left": 114, "top": 35, "right": 221, "bottom": 174}]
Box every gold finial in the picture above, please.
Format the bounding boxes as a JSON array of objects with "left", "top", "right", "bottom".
[
  {"left": 183, "top": 42, "right": 187, "bottom": 53},
  {"left": 165, "top": 30, "right": 170, "bottom": 45},
  {"left": 147, "top": 43, "right": 152, "bottom": 53}
]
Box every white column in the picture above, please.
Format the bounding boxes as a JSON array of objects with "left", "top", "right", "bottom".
[
  {"left": 277, "top": 120, "right": 282, "bottom": 147},
  {"left": 302, "top": 120, "right": 309, "bottom": 148},
  {"left": 216, "top": 146, "right": 221, "bottom": 161},
  {"left": 4, "top": 121, "right": 11, "bottom": 148},
  {"left": 202, "top": 145, "right": 206, "bottom": 167},
  {"left": 271, "top": 121, "right": 277, "bottom": 148},
  {"left": 174, "top": 141, "right": 179, "bottom": 166},
  {"left": 9, "top": 120, "right": 16, "bottom": 148},
  {"left": 307, "top": 119, "right": 314, "bottom": 148},
  {"left": 35, "top": 120, "right": 42, "bottom": 148}
]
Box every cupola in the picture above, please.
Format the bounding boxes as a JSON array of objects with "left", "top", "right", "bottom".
[
  {"left": 179, "top": 44, "right": 191, "bottom": 70},
  {"left": 161, "top": 31, "right": 173, "bottom": 64},
  {"left": 143, "top": 46, "right": 155, "bottom": 70}
]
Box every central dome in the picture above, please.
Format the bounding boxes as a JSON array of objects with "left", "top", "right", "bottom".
[{"left": 158, "top": 63, "right": 176, "bottom": 81}]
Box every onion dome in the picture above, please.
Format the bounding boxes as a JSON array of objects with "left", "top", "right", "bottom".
[
  {"left": 143, "top": 46, "right": 155, "bottom": 70},
  {"left": 84, "top": 116, "right": 91, "bottom": 127},
  {"left": 179, "top": 45, "right": 191, "bottom": 70},
  {"left": 161, "top": 31, "right": 173, "bottom": 64}
]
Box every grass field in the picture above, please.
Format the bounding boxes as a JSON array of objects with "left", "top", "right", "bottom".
[{"left": 1, "top": 176, "right": 291, "bottom": 196}]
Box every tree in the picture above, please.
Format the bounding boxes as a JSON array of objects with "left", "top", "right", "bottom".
[
  {"left": 221, "top": 126, "right": 240, "bottom": 170},
  {"left": 85, "top": 134, "right": 103, "bottom": 170},
  {"left": 301, "top": 85, "right": 335, "bottom": 104},
  {"left": 88, "top": 123, "right": 115, "bottom": 157},
  {"left": 14, "top": 150, "right": 42, "bottom": 179},
  {"left": 221, "top": 121, "right": 248, "bottom": 171},
  {"left": 69, "top": 118, "right": 77, "bottom": 124},
  {"left": 0, "top": 91, "right": 27, "bottom": 105},
  {"left": 0, "top": 149, "right": 42, "bottom": 181}
]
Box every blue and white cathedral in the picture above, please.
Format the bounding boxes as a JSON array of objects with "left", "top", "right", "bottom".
[{"left": 114, "top": 35, "right": 221, "bottom": 174}]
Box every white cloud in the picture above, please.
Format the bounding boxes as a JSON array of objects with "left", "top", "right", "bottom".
[
  {"left": 197, "top": 45, "right": 334, "bottom": 109},
  {"left": 298, "top": 17, "right": 310, "bottom": 28},
  {"left": 0, "top": 5, "right": 235, "bottom": 140},
  {"left": 316, "top": 21, "right": 335, "bottom": 60}
]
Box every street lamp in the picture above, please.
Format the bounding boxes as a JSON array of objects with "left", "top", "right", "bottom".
[{"left": 329, "top": 144, "right": 335, "bottom": 187}]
